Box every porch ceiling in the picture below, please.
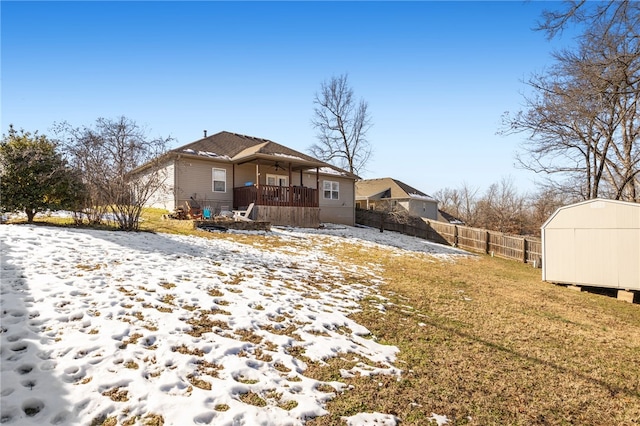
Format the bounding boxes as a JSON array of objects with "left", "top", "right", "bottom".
[{"left": 233, "top": 153, "right": 326, "bottom": 170}]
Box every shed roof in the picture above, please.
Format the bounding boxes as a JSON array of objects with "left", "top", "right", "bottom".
[{"left": 542, "top": 198, "right": 640, "bottom": 230}]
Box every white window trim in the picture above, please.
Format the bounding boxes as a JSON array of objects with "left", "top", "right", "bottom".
[
  {"left": 266, "top": 174, "right": 289, "bottom": 187},
  {"left": 323, "top": 180, "right": 339, "bottom": 200},
  {"left": 212, "top": 168, "right": 226, "bottom": 193}
]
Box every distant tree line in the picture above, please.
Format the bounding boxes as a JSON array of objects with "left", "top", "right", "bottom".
[
  {"left": 0, "top": 117, "right": 170, "bottom": 230},
  {"left": 434, "top": 178, "right": 570, "bottom": 237}
]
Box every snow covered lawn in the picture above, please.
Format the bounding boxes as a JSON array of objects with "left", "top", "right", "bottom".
[{"left": 1, "top": 224, "right": 467, "bottom": 425}]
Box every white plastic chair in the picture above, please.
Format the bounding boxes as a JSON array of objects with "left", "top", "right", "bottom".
[{"left": 232, "top": 203, "right": 254, "bottom": 221}]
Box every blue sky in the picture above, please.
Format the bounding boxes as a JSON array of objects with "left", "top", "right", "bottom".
[{"left": 2, "top": 1, "right": 577, "bottom": 195}]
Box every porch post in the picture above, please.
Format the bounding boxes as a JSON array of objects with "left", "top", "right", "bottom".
[
  {"left": 316, "top": 167, "right": 320, "bottom": 206},
  {"left": 288, "top": 162, "right": 293, "bottom": 207},
  {"left": 256, "top": 164, "right": 261, "bottom": 205}
]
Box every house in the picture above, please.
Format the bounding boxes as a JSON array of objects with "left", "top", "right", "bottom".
[
  {"left": 355, "top": 177, "right": 438, "bottom": 220},
  {"left": 541, "top": 198, "right": 640, "bottom": 302},
  {"left": 137, "top": 131, "right": 358, "bottom": 227}
]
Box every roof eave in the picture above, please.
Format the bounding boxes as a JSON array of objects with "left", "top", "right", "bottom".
[{"left": 234, "top": 152, "right": 326, "bottom": 168}]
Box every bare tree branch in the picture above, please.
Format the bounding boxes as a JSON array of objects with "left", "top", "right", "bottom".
[
  {"left": 309, "top": 74, "right": 372, "bottom": 175},
  {"left": 501, "top": 1, "right": 639, "bottom": 202},
  {"left": 54, "top": 116, "right": 172, "bottom": 230}
]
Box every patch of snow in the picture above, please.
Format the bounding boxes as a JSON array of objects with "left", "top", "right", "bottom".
[
  {"left": 181, "top": 148, "right": 230, "bottom": 159},
  {"left": 342, "top": 412, "right": 399, "bottom": 425},
  {"left": 1, "top": 222, "right": 464, "bottom": 425},
  {"left": 273, "top": 153, "right": 305, "bottom": 161},
  {"left": 273, "top": 224, "right": 471, "bottom": 260},
  {"left": 408, "top": 193, "right": 436, "bottom": 201},
  {"left": 302, "top": 166, "right": 346, "bottom": 176},
  {"left": 429, "top": 413, "right": 450, "bottom": 425}
]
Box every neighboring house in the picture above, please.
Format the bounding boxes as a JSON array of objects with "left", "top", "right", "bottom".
[
  {"left": 437, "top": 209, "right": 465, "bottom": 225},
  {"left": 355, "top": 177, "right": 438, "bottom": 220},
  {"left": 541, "top": 198, "right": 640, "bottom": 300},
  {"left": 135, "top": 131, "right": 358, "bottom": 227}
]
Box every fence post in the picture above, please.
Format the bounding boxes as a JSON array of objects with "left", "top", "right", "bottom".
[
  {"left": 522, "top": 238, "right": 528, "bottom": 263},
  {"left": 454, "top": 225, "right": 459, "bottom": 247},
  {"left": 485, "top": 231, "right": 490, "bottom": 254}
]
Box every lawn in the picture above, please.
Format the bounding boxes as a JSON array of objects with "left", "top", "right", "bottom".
[
  {"left": 308, "top": 243, "right": 640, "bottom": 425},
  {"left": 2, "top": 212, "right": 639, "bottom": 425}
]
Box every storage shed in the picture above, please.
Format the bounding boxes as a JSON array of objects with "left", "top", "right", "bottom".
[{"left": 541, "top": 199, "right": 640, "bottom": 296}]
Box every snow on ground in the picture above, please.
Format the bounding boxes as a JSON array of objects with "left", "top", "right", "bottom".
[
  {"left": 274, "top": 224, "right": 470, "bottom": 260},
  {"left": 1, "top": 223, "right": 465, "bottom": 425}
]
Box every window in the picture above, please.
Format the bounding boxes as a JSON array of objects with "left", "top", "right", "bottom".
[
  {"left": 212, "top": 168, "right": 226, "bottom": 192},
  {"left": 266, "top": 174, "right": 288, "bottom": 187},
  {"left": 323, "top": 180, "right": 339, "bottom": 200}
]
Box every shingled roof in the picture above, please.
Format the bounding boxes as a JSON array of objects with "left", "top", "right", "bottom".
[
  {"left": 356, "top": 177, "right": 436, "bottom": 201},
  {"left": 173, "top": 131, "right": 318, "bottom": 163},
  {"left": 130, "top": 131, "right": 358, "bottom": 179}
]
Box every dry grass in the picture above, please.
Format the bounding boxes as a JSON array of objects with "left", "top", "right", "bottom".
[
  {"left": 102, "top": 387, "right": 129, "bottom": 402},
  {"left": 239, "top": 391, "right": 267, "bottom": 406},
  {"left": 307, "top": 245, "right": 640, "bottom": 426},
  {"left": 21, "top": 213, "right": 640, "bottom": 424}
]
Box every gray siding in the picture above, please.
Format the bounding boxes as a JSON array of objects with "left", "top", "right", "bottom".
[
  {"left": 233, "top": 163, "right": 260, "bottom": 187},
  {"left": 234, "top": 163, "right": 310, "bottom": 187},
  {"left": 315, "top": 175, "right": 355, "bottom": 226},
  {"left": 406, "top": 199, "right": 438, "bottom": 220},
  {"left": 175, "top": 158, "right": 233, "bottom": 210}
]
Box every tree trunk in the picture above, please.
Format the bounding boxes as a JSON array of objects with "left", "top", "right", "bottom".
[{"left": 25, "top": 208, "right": 36, "bottom": 223}]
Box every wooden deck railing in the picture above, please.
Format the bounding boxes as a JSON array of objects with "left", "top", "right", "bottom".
[{"left": 233, "top": 185, "right": 318, "bottom": 208}]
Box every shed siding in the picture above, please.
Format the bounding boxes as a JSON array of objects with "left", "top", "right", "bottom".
[
  {"left": 619, "top": 229, "right": 640, "bottom": 288},
  {"left": 543, "top": 229, "right": 576, "bottom": 284},
  {"left": 542, "top": 199, "right": 640, "bottom": 291}
]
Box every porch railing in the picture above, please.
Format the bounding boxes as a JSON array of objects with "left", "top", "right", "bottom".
[{"left": 234, "top": 185, "right": 318, "bottom": 208}]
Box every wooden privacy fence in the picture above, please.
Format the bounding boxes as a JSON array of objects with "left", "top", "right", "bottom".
[{"left": 356, "top": 209, "right": 542, "bottom": 266}]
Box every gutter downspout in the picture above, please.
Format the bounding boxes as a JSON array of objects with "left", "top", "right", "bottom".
[{"left": 174, "top": 155, "right": 181, "bottom": 210}]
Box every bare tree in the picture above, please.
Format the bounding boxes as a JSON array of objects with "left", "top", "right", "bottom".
[
  {"left": 526, "top": 186, "right": 571, "bottom": 235},
  {"left": 433, "top": 187, "right": 462, "bottom": 217},
  {"left": 434, "top": 182, "right": 480, "bottom": 226},
  {"left": 55, "top": 116, "right": 171, "bottom": 230},
  {"left": 476, "top": 178, "right": 527, "bottom": 234},
  {"left": 501, "top": 1, "right": 639, "bottom": 202},
  {"left": 309, "top": 74, "right": 372, "bottom": 175}
]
